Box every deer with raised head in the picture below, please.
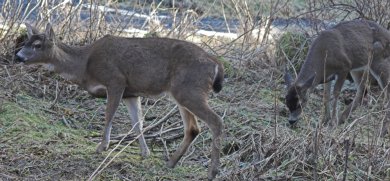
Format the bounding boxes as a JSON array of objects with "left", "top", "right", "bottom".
[
  {"left": 284, "top": 19, "right": 390, "bottom": 136},
  {"left": 16, "top": 23, "right": 224, "bottom": 180}
]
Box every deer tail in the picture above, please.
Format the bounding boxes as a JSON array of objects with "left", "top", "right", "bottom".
[{"left": 212, "top": 62, "right": 224, "bottom": 93}]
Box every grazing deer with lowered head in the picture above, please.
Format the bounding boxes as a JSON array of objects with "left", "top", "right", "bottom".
[
  {"left": 16, "top": 23, "right": 224, "bottom": 180},
  {"left": 284, "top": 20, "right": 390, "bottom": 136}
]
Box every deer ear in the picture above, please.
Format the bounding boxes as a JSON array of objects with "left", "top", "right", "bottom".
[
  {"left": 25, "top": 23, "right": 39, "bottom": 38},
  {"left": 45, "top": 23, "right": 55, "bottom": 40}
]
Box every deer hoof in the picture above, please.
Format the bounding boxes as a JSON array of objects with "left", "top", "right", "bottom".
[
  {"left": 328, "top": 118, "right": 336, "bottom": 128},
  {"left": 96, "top": 142, "right": 109, "bottom": 153},
  {"left": 207, "top": 167, "right": 218, "bottom": 180},
  {"left": 338, "top": 113, "right": 348, "bottom": 125},
  {"left": 380, "top": 128, "right": 389, "bottom": 137},
  {"left": 141, "top": 148, "right": 151, "bottom": 158},
  {"left": 166, "top": 160, "right": 176, "bottom": 168}
]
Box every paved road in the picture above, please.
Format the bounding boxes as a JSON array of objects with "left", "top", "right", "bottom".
[{"left": 0, "top": 0, "right": 330, "bottom": 34}]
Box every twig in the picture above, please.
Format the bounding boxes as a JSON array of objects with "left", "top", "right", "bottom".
[
  {"left": 107, "top": 125, "right": 184, "bottom": 142},
  {"left": 160, "top": 123, "right": 170, "bottom": 161},
  {"left": 342, "top": 138, "right": 350, "bottom": 181},
  {"left": 145, "top": 125, "right": 183, "bottom": 139},
  {"left": 88, "top": 121, "right": 140, "bottom": 181},
  {"left": 62, "top": 116, "right": 71, "bottom": 128},
  {"left": 144, "top": 105, "right": 178, "bottom": 132},
  {"left": 313, "top": 125, "right": 319, "bottom": 181},
  {"left": 49, "top": 80, "right": 61, "bottom": 109},
  {"left": 0, "top": 173, "right": 17, "bottom": 180}
]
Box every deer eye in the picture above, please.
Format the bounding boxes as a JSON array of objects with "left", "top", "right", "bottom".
[{"left": 33, "top": 43, "right": 42, "bottom": 49}]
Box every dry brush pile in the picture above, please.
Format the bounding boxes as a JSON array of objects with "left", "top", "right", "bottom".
[{"left": 1, "top": 0, "right": 389, "bottom": 180}]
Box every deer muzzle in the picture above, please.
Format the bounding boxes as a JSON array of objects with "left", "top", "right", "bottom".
[
  {"left": 16, "top": 50, "right": 28, "bottom": 63},
  {"left": 288, "top": 110, "right": 301, "bottom": 125}
]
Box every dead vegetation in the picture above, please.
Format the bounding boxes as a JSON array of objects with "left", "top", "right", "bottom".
[{"left": 1, "top": 0, "right": 389, "bottom": 180}]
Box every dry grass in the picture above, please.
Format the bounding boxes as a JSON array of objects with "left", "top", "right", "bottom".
[{"left": 1, "top": 0, "right": 390, "bottom": 180}]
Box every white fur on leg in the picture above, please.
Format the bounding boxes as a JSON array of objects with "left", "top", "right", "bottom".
[{"left": 123, "top": 97, "right": 150, "bottom": 157}]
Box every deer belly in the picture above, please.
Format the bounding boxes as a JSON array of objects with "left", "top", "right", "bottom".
[{"left": 87, "top": 84, "right": 107, "bottom": 97}]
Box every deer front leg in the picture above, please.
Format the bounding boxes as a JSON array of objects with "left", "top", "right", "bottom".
[
  {"left": 369, "top": 62, "right": 389, "bottom": 137},
  {"left": 378, "top": 72, "right": 390, "bottom": 137},
  {"left": 96, "top": 87, "right": 125, "bottom": 153},
  {"left": 339, "top": 71, "right": 368, "bottom": 122},
  {"left": 382, "top": 100, "right": 390, "bottom": 137},
  {"left": 381, "top": 82, "right": 390, "bottom": 137},
  {"left": 322, "top": 82, "right": 332, "bottom": 124},
  {"left": 123, "top": 97, "right": 150, "bottom": 157}
]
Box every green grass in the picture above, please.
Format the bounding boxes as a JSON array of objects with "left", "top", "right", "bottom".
[
  {"left": 276, "top": 31, "right": 310, "bottom": 71},
  {"left": 0, "top": 101, "right": 94, "bottom": 176},
  {"left": 0, "top": 97, "right": 208, "bottom": 180}
]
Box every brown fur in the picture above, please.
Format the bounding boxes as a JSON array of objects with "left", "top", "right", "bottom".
[
  {"left": 17, "top": 23, "right": 224, "bottom": 180},
  {"left": 285, "top": 19, "right": 390, "bottom": 136}
]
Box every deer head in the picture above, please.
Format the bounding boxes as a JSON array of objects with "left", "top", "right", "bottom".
[
  {"left": 16, "top": 23, "right": 56, "bottom": 65},
  {"left": 284, "top": 70, "right": 315, "bottom": 124}
]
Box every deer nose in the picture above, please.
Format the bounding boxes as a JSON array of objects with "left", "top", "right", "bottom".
[
  {"left": 15, "top": 51, "right": 26, "bottom": 63},
  {"left": 288, "top": 119, "right": 297, "bottom": 125}
]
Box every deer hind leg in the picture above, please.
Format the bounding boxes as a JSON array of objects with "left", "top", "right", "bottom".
[
  {"left": 96, "top": 87, "right": 125, "bottom": 153},
  {"left": 339, "top": 70, "right": 369, "bottom": 123},
  {"left": 123, "top": 97, "right": 150, "bottom": 157},
  {"left": 384, "top": 91, "right": 390, "bottom": 137},
  {"left": 385, "top": 75, "right": 390, "bottom": 137},
  {"left": 171, "top": 91, "right": 223, "bottom": 180},
  {"left": 166, "top": 105, "right": 200, "bottom": 168},
  {"left": 331, "top": 73, "right": 348, "bottom": 126},
  {"left": 370, "top": 62, "right": 390, "bottom": 136}
]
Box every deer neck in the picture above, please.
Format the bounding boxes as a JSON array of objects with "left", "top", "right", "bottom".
[{"left": 49, "top": 41, "right": 89, "bottom": 83}]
